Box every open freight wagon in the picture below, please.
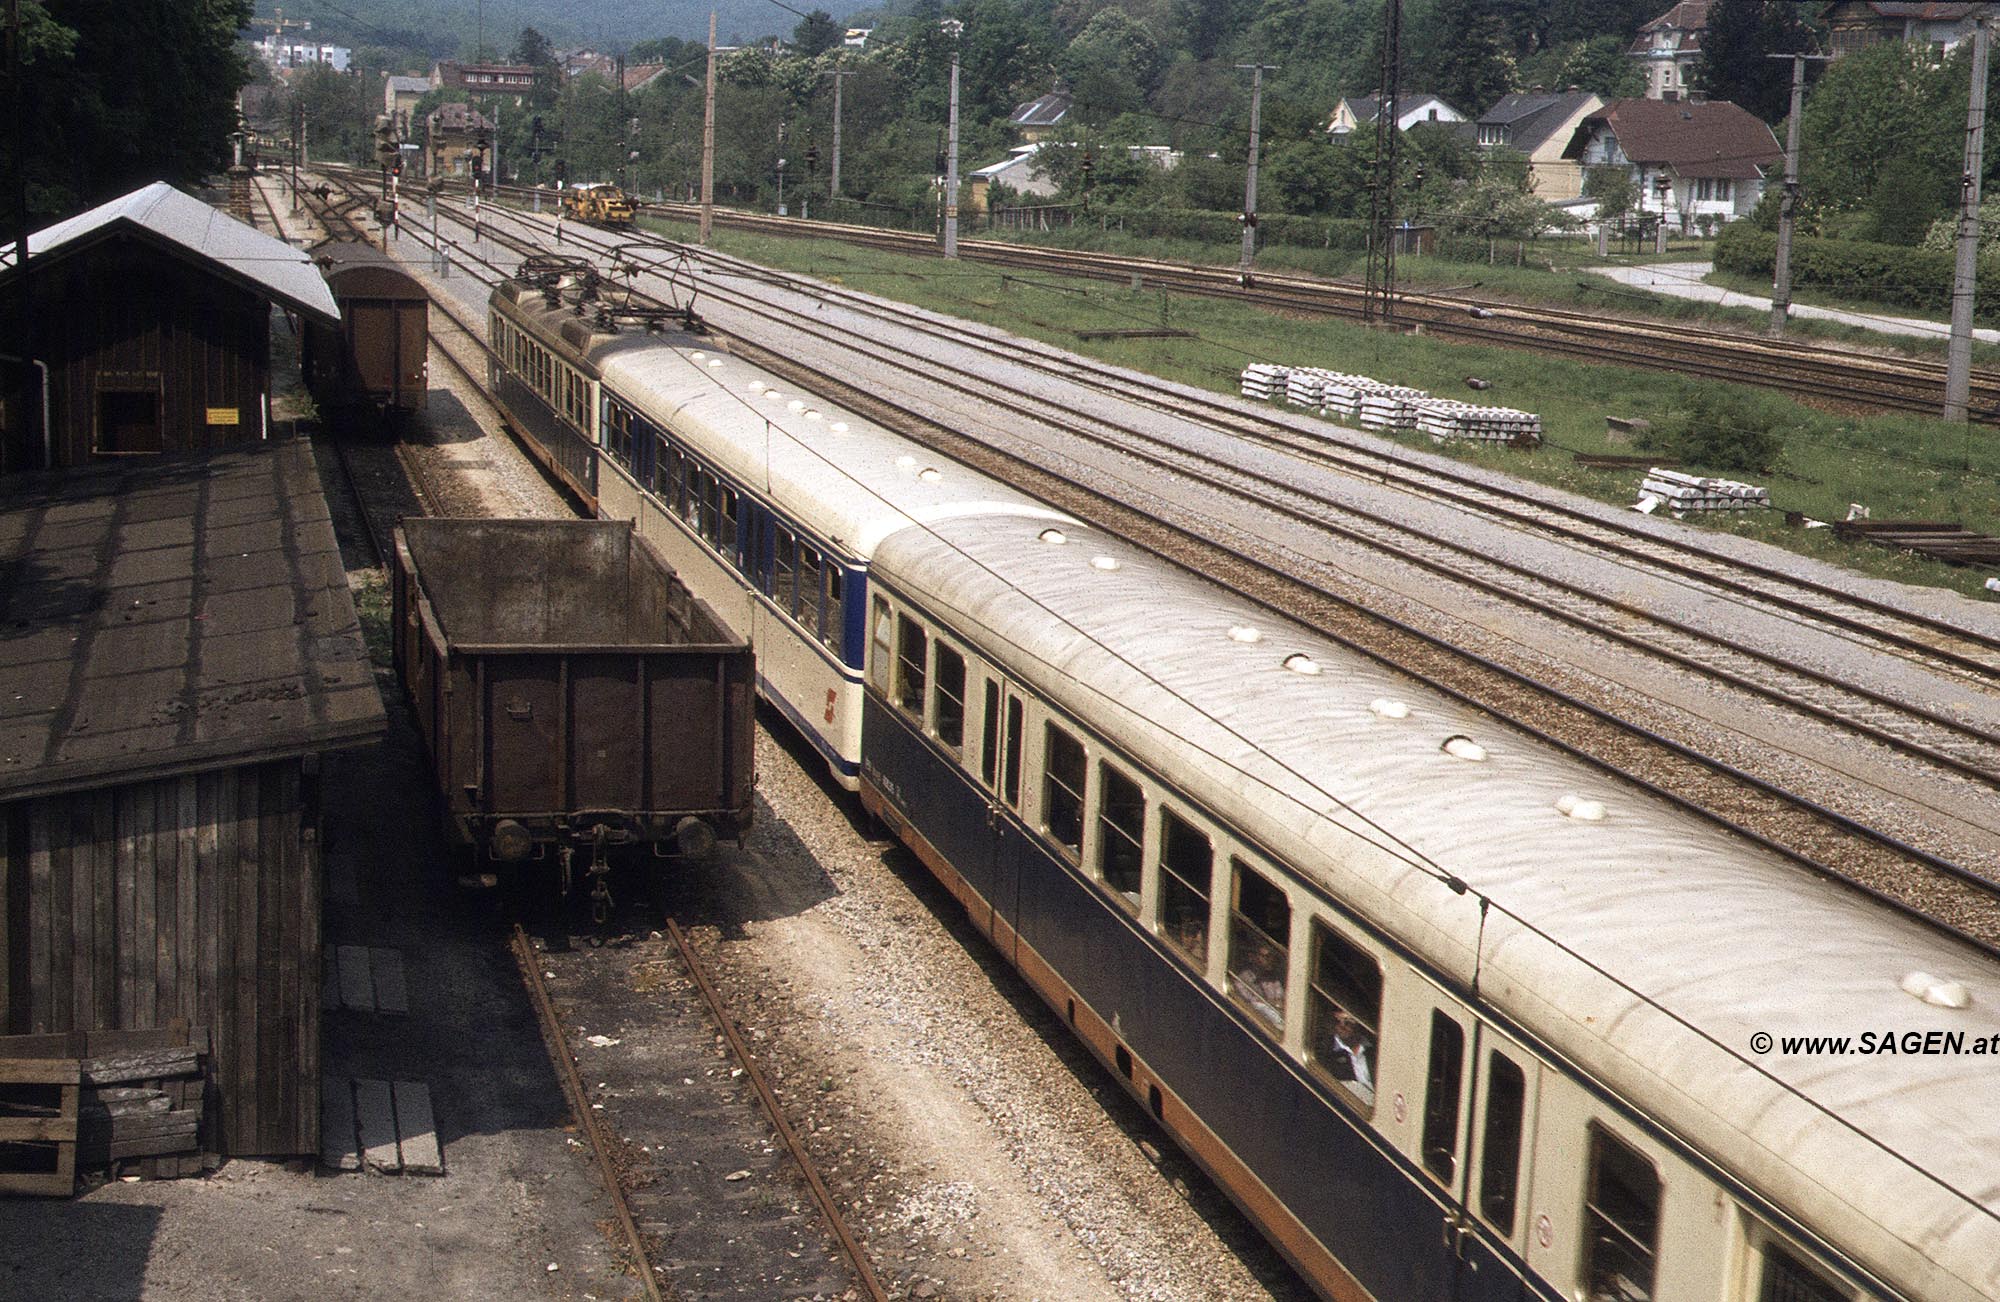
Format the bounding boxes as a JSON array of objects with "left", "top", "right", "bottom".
[{"left": 392, "top": 518, "right": 754, "bottom": 911}]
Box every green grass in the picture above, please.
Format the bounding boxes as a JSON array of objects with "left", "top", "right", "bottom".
[
  {"left": 351, "top": 571, "right": 393, "bottom": 667},
  {"left": 639, "top": 213, "right": 2000, "bottom": 602}
]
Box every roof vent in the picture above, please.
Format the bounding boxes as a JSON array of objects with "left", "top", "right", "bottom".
[
  {"left": 805, "top": 409, "right": 823, "bottom": 421},
  {"left": 918, "top": 467, "right": 941, "bottom": 483},
  {"left": 1039, "top": 528, "right": 1068, "bottom": 545},
  {"left": 1901, "top": 971, "right": 1972, "bottom": 1009},
  {"left": 1555, "top": 794, "right": 1607, "bottom": 822},
  {"left": 1441, "top": 735, "right": 1487, "bottom": 762},
  {"left": 1228, "top": 625, "right": 1261, "bottom": 643},
  {"left": 748, "top": 379, "right": 766, "bottom": 392},
  {"left": 1370, "top": 698, "right": 1410, "bottom": 719},
  {"left": 763, "top": 390, "right": 784, "bottom": 402},
  {"left": 1283, "top": 654, "right": 1322, "bottom": 676},
  {"left": 707, "top": 359, "right": 724, "bottom": 369},
  {"left": 830, "top": 421, "right": 850, "bottom": 433},
  {"left": 690, "top": 351, "right": 707, "bottom": 361},
  {"left": 787, "top": 399, "right": 806, "bottom": 412},
  {"left": 1090, "top": 556, "right": 1120, "bottom": 572}
]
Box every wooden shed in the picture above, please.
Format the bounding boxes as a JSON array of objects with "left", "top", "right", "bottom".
[
  {"left": 0, "top": 182, "right": 340, "bottom": 474},
  {"left": 0, "top": 441, "right": 383, "bottom": 1172}
]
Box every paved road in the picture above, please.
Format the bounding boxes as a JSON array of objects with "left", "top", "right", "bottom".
[{"left": 1586, "top": 259, "right": 2000, "bottom": 345}]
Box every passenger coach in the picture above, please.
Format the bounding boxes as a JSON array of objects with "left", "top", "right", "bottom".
[{"left": 487, "top": 277, "right": 2000, "bottom": 1302}]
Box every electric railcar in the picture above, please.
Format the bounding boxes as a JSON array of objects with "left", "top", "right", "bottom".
[{"left": 484, "top": 279, "right": 2000, "bottom": 1301}]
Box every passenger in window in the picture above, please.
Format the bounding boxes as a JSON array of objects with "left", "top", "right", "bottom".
[
  {"left": 1325, "top": 1011, "right": 1375, "bottom": 1104},
  {"left": 1230, "top": 933, "right": 1286, "bottom": 1027}
]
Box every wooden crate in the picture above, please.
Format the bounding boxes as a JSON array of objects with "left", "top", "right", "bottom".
[{"left": 0, "top": 1056, "right": 80, "bottom": 1196}]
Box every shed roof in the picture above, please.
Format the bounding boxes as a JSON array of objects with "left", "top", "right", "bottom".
[
  {"left": 0, "top": 182, "right": 339, "bottom": 325},
  {"left": 385, "top": 74, "right": 431, "bottom": 94},
  {"left": 1009, "top": 91, "right": 1071, "bottom": 129},
  {"left": 1562, "top": 96, "right": 1782, "bottom": 179},
  {"left": 0, "top": 442, "right": 385, "bottom": 802}
]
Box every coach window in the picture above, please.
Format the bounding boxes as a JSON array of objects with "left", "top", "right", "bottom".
[
  {"left": 720, "top": 488, "right": 740, "bottom": 566},
  {"left": 1757, "top": 1237, "right": 1848, "bottom": 1302},
  {"left": 1478, "top": 1052, "right": 1526, "bottom": 1234},
  {"left": 1421, "top": 1011, "right": 1465, "bottom": 1183},
  {"left": 1227, "top": 862, "right": 1289, "bottom": 1031},
  {"left": 980, "top": 680, "right": 1001, "bottom": 786},
  {"left": 869, "top": 598, "right": 894, "bottom": 693},
  {"left": 1002, "top": 695, "right": 1024, "bottom": 808},
  {"left": 932, "top": 642, "right": 966, "bottom": 750},
  {"left": 1307, "top": 921, "right": 1381, "bottom": 1108},
  {"left": 1582, "top": 1124, "right": 1660, "bottom": 1302},
  {"left": 1158, "top": 809, "right": 1211, "bottom": 966},
  {"left": 1096, "top": 763, "right": 1144, "bottom": 907},
  {"left": 774, "top": 529, "right": 797, "bottom": 610},
  {"left": 797, "top": 544, "right": 823, "bottom": 632},
  {"left": 895, "top": 616, "right": 928, "bottom": 716},
  {"left": 1042, "top": 724, "right": 1086, "bottom": 858},
  {"left": 822, "top": 569, "right": 846, "bottom": 657}
]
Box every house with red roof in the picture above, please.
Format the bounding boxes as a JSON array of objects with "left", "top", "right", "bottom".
[
  {"left": 1561, "top": 97, "right": 1782, "bottom": 227},
  {"left": 1628, "top": 0, "right": 1713, "bottom": 101}
]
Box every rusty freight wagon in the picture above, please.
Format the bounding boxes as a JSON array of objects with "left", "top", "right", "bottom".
[
  {"left": 391, "top": 518, "right": 753, "bottom": 911},
  {"left": 302, "top": 239, "right": 429, "bottom": 425}
]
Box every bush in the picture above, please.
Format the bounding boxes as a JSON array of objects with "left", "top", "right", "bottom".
[
  {"left": 1642, "top": 384, "right": 1793, "bottom": 475},
  {"left": 1713, "top": 221, "right": 2000, "bottom": 319}
]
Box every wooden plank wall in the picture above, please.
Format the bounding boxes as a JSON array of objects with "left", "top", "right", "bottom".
[
  {"left": 24, "top": 241, "right": 270, "bottom": 468},
  {"left": 0, "top": 759, "right": 318, "bottom": 1157}
]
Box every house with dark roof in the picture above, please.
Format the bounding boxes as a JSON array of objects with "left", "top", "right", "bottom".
[
  {"left": 1008, "top": 90, "right": 1072, "bottom": 142},
  {"left": 428, "top": 102, "right": 496, "bottom": 180},
  {"left": 1628, "top": 0, "right": 1713, "bottom": 100},
  {"left": 1561, "top": 97, "right": 1782, "bottom": 226},
  {"left": 1326, "top": 92, "right": 1466, "bottom": 136},
  {"left": 1824, "top": 2, "right": 1999, "bottom": 58},
  {"left": 1474, "top": 90, "right": 1605, "bottom": 200}
]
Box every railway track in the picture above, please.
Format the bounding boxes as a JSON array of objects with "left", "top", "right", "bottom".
[
  {"left": 625, "top": 195, "right": 2000, "bottom": 420},
  {"left": 340, "top": 171, "right": 2000, "bottom": 962},
  {"left": 289, "top": 170, "right": 890, "bottom": 1301}
]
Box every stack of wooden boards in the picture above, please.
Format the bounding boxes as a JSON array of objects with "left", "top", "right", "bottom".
[
  {"left": 0, "top": 1024, "right": 210, "bottom": 1193},
  {"left": 1240, "top": 364, "right": 1542, "bottom": 445}
]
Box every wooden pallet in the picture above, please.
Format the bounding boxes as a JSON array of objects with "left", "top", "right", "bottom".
[
  {"left": 0, "top": 1024, "right": 210, "bottom": 1185},
  {"left": 0, "top": 1057, "right": 81, "bottom": 1196},
  {"left": 1834, "top": 519, "right": 2000, "bottom": 568}
]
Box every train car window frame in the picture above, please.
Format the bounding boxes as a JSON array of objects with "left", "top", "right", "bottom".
[
  {"left": 1306, "top": 919, "right": 1382, "bottom": 1110},
  {"left": 869, "top": 598, "right": 895, "bottom": 694},
  {"left": 931, "top": 641, "right": 967, "bottom": 751},
  {"left": 978, "top": 679, "right": 1001, "bottom": 786},
  {"left": 1754, "top": 1234, "right": 1850, "bottom": 1302},
  {"left": 1095, "top": 762, "right": 1144, "bottom": 910},
  {"left": 1227, "top": 860, "right": 1290, "bottom": 1033},
  {"left": 1476, "top": 1050, "right": 1527, "bottom": 1236},
  {"left": 1041, "top": 723, "right": 1086, "bottom": 860},
  {"left": 1158, "top": 808, "right": 1212, "bottom": 969},
  {"left": 720, "top": 487, "right": 740, "bottom": 567},
  {"left": 1581, "top": 1123, "right": 1662, "bottom": 1302},
  {"left": 1420, "top": 1010, "right": 1466, "bottom": 1184}
]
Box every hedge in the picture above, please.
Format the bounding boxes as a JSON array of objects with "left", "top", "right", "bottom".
[{"left": 1714, "top": 221, "right": 2000, "bottom": 321}]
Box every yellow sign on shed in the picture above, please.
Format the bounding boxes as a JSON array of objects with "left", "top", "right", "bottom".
[{"left": 206, "top": 407, "right": 240, "bottom": 426}]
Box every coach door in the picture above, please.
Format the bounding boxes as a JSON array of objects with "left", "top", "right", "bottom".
[
  {"left": 1415, "top": 989, "right": 1541, "bottom": 1302},
  {"left": 974, "top": 675, "right": 1030, "bottom": 959},
  {"left": 1459, "top": 1025, "right": 1542, "bottom": 1302}
]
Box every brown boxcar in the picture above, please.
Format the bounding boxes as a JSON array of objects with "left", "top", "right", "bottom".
[
  {"left": 391, "top": 518, "right": 753, "bottom": 906},
  {"left": 303, "top": 239, "right": 428, "bottom": 423}
]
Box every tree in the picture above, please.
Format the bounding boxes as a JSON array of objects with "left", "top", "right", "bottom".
[
  {"left": 1695, "top": 0, "right": 1820, "bottom": 124},
  {"left": 1060, "top": 9, "right": 1163, "bottom": 124},
  {"left": 1516, "top": 35, "right": 1645, "bottom": 98},
  {"left": 512, "top": 25, "right": 554, "bottom": 67},
  {"left": 1799, "top": 40, "right": 1961, "bottom": 216},
  {"left": 1409, "top": 0, "right": 1516, "bottom": 118},
  {"left": 794, "top": 10, "right": 843, "bottom": 58},
  {"left": 1583, "top": 163, "right": 1638, "bottom": 222},
  {"left": 6, "top": 0, "right": 254, "bottom": 223}
]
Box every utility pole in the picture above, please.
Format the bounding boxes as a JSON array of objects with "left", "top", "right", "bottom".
[
  {"left": 1363, "top": 0, "right": 1403, "bottom": 324},
  {"left": 822, "top": 65, "right": 851, "bottom": 202},
  {"left": 1766, "top": 52, "right": 1827, "bottom": 338},
  {"left": 701, "top": 11, "right": 717, "bottom": 243},
  {"left": 942, "top": 21, "right": 963, "bottom": 258},
  {"left": 6, "top": 0, "right": 27, "bottom": 276},
  {"left": 1235, "top": 62, "right": 1278, "bottom": 280},
  {"left": 1946, "top": 18, "right": 1990, "bottom": 422}
]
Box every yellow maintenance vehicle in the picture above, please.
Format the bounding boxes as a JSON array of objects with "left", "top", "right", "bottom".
[{"left": 560, "top": 183, "right": 636, "bottom": 228}]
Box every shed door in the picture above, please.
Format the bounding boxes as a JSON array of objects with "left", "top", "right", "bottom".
[{"left": 96, "top": 388, "right": 162, "bottom": 455}]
